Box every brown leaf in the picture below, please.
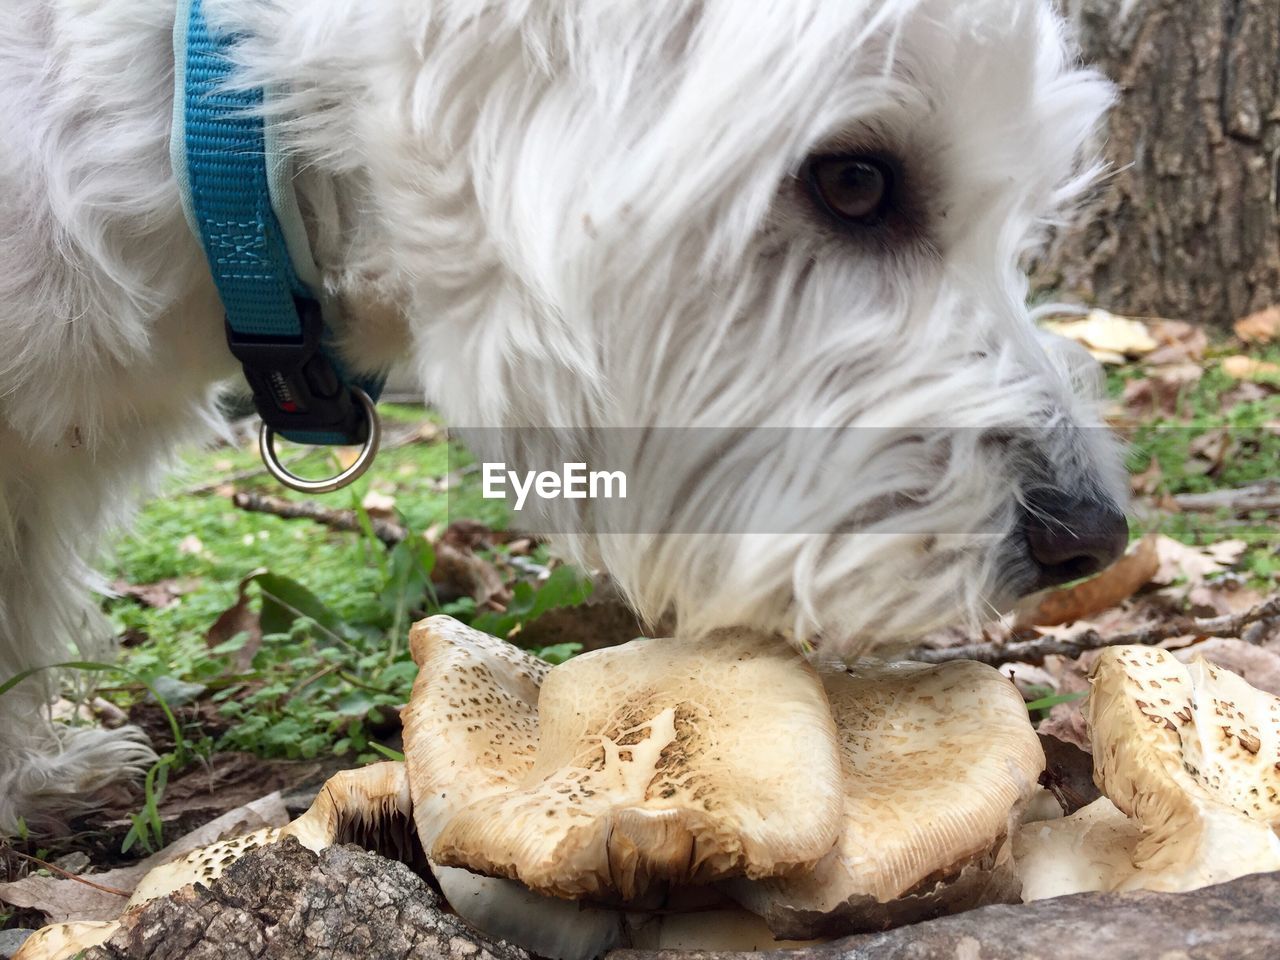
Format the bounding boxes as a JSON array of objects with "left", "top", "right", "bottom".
[
  {"left": 110, "top": 578, "right": 198, "bottom": 610},
  {"left": 204, "top": 573, "right": 264, "bottom": 670},
  {"left": 1120, "top": 363, "right": 1202, "bottom": 419},
  {"left": 1038, "top": 710, "right": 1092, "bottom": 754},
  {"left": 1016, "top": 534, "right": 1159, "bottom": 627},
  {"left": 1153, "top": 535, "right": 1244, "bottom": 587},
  {"left": 0, "top": 794, "right": 288, "bottom": 923},
  {"left": 1183, "top": 577, "right": 1263, "bottom": 618},
  {"left": 154, "top": 753, "right": 325, "bottom": 828},
  {"left": 1219, "top": 380, "right": 1270, "bottom": 408},
  {"left": 1144, "top": 320, "right": 1208, "bottom": 365},
  {"left": 432, "top": 541, "right": 510, "bottom": 608},
  {"left": 1186, "top": 427, "right": 1236, "bottom": 476},
  {"left": 1234, "top": 305, "right": 1280, "bottom": 344},
  {"left": 360, "top": 490, "right": 397, "bottom": 521},
  {"left": 1130, "top": 459, "right": 1163, "bottom": 496},
  {"left": 1174, "top": 638, "right": 1280, "bottom": 696},
  {"left": 1037, "top": 732, "right": 1100, "bottom": 810}
]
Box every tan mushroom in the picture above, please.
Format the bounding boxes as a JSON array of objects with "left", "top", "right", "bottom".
[
  {"left": 11, "top": 921, "right": 118, "bottom": 960},
  {"left": 1014, "top": 646, "right": 1280, "bottom": 899},
  {"left": 725, "top": 659, "right": 1043, "bottom": 936},
  {"left": 401, "top": 615, "right": 845, "bottom": 901}
]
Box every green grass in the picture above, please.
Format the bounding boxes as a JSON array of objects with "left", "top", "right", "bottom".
[{"left": 1104, "top": 345, "right": 1280, "bottom": 588}]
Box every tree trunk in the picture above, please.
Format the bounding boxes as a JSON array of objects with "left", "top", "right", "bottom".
[{"left": 1033, "top": 0, "right": 1280, "bottom": 327}]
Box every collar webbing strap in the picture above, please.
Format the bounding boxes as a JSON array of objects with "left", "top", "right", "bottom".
[{"left": 172, "top": 0, "right": 383, "bottom": 453}]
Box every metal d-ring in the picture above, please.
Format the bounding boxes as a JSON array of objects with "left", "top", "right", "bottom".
[{"left": 258, "top": 387, "right": 381, "bottom": 494}]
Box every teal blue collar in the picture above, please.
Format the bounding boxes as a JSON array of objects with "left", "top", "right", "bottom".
[{"left": 172, "top": 0, "right": 382, "bottom": 492}]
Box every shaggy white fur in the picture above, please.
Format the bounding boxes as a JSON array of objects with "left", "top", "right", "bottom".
[{"left": 0, "top": 0, "right": 1124, "bottom": 831}]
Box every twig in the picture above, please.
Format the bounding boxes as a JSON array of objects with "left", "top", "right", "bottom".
[
  {"left": 1171, "top": 480, "right": 1280, "bottom": 517},
  {"left": 231, "top": 492, "right": 408, "bottom": 546},
  {"left": 910, "top": 595, "right": 1280, "bottom": 667},
  {"left": 2, "top": 848, "right": 130, "bottom": 897}
]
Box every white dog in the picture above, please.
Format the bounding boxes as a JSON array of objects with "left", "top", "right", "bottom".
[{"left": 0, "top": 0, "right": 1127, "bottom": 832}]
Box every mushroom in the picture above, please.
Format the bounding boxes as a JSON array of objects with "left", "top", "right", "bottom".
[
  {"left": 401, "top": 615, "right": 846, "bottom": 902},
  {"left": 1013, "top": 796, "right": 1140, "bottom": 902},
  {"left": 14, "top": 763, "right": 415, "bottom": 960},
  {"left": 11, "top": 921, "right": 118, "bottom": 960},
  {"left": 402, "top": 617, "right": 1043, "bottom": 952},
  {"left": 1013, "top": 646, "right": 1280, "bottom": 900},
  {"left": 724, "top": 659, "right": 1043, "bottom": 937}
]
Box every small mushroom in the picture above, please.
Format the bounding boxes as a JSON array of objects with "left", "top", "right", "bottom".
[
  {"left": 11, "top": 921, "right": 118, "bottom": 960},
  {"left": 401, "top": 616, "right": 845, "bottom": 901},
  {"left": 1013, "top": 646, "right": 1280, "bottom": 899},
  {"left": 725, "top": 659, "right": 1043, "bottom": 937},
  {"left": 124, "top": 762, "right": 414, "bottom": 907},
  {"left": 1013, "top": 796, "right": 1140, "bottom": 902}
]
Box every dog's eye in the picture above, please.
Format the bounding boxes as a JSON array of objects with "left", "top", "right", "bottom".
[{"left": 805, "top": 155, "right": 896, "bottom": 226}]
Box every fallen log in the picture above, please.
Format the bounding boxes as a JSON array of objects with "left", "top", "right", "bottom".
[{"left": 77, "top": 838, "right": 1280, "bottom": 960}]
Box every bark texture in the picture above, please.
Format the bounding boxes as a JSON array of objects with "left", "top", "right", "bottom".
[
  {"left": 1033, "top": 0, "right": 1280, "bottom": 327},
  {"left": 83, "top": 839, "right": 529, "bottom": 960}
]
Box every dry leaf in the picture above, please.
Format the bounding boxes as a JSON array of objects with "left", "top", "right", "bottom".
[
  {"left": 1042, "top": 309, "right": 1158, "bottom": 363},
  {"left": 1130, "top": 459, "right": 1164, "bottom": 496},
  {"left": 1153, "top": 536, "right": 1244, "bottom": 586},
  {"left": 360, "top": 490, "right": 397, "bottom": 520},
  {"left": 1186, "top": 427, "right": 1235, "bottom": 476},
  {"left": 204, "top": 573, "right": 264, "bottom": 670},
  {"left": 1234, "top": 305, "right": 1280, "bottom": 344},
  {"left": 1038, "top": 710, "right": 1092, "bottom": 754},
  {"left": 1221, "top": 355, "right": 1280, "bottom": 381},
  {"left": 0, "top": 794, "right": 288, "bottom": 923},
  {"left": 109, "top": 578, "right": 197, "bottom": 610},
  {"left": 1120, "top": 363, "right": 1202, "bottom": 419},
  {"left": 1144, "top": 320, "right": 1208, "bottom": 365},
  {"left": 1173, "top": 638, "right": 1280, "bottom": 696},
  {"left": 1219, "top": 380, "right": 1270, "bottom": 408},
  {"left": 1016, "top": 535, "right": 1159, "bottom": 627},
  {"left": 1184, "top": 579, "right": 1263, "bottom": 618}
]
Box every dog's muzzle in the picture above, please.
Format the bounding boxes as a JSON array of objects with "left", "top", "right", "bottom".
[{"left": 1016, "top": 490, "right": 1129, "bottom": 592}]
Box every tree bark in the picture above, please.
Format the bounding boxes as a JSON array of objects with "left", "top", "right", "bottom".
[
  {"left": 84, "top": 840, "right": 530, "bottom": 960},
  {"left": 1034, "top": 0, "right": 1280, "bottom": 327}
]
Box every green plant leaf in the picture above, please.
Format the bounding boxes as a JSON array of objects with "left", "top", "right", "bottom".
[{"left": 1025, "top": 690, "right": 1087, "bottom": 713}]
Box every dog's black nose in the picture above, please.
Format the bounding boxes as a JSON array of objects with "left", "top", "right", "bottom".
[{"left": 1022, "top": 492, "right": 1128, "bottom": 590}]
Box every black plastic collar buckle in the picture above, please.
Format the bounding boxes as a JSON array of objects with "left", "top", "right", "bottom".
[{"left": 225, "top": 298, "right": 369, "bottom": 443}]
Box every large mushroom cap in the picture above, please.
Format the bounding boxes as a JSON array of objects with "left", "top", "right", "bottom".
[
  {"left": 727, "top": 659, "right": 1043, "bottom": 936},
  {"left": 402, "top": 616, "right": 845, "bottom": 901}
]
